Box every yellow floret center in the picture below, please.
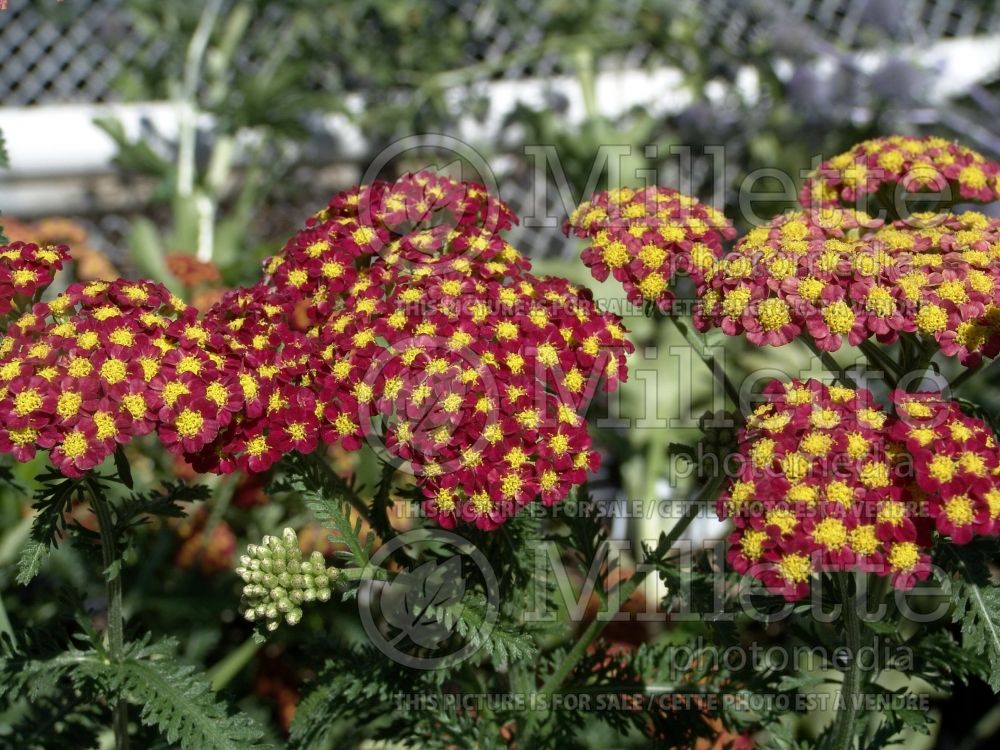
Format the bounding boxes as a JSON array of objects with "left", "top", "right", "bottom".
[
  {"left": 61, "top": 430, "right": 89, "bottom": 459},
  {"left": 175, "top": 408, "right": 205, "bottom": 439},
  {"left": 99, "top": 359, "right": 128, "bottom": 385},
  {"left": 757, "top": 298, "right": 791, "bottom": 331},
  {"left": 812, "top": 518, "right": 848, "bottom": 550},
  {"left": 943, "top": 495, "right": 975, "bottom": 527},
  {"left": 740, "top": 530, "right": 768, "bottom": 561},
  {"left": 776, "top": 552, "right": 812, "bottom": 584},
  {"left": 888, "top": 542, "right": 920, "bottom": 572}
]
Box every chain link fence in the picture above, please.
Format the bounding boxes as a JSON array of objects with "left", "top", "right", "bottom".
[{"left": 4, "top": 0, "right": 1000, "bottom": 105}]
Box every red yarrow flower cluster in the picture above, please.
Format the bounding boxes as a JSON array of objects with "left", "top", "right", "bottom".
[
  {"left": 258, "top": 172, "right": 633, "bottom": 528},
  {"left": 0, "top": 172, "right": 634, "bottom": 530},
  {"left": 721, "top": 379, "right": 1000, "bottom": 600},
  {"left": 565, "top": 186, "right": 735, "bottom": 312},
  {"left": 0, "top": 277, "right": 323, "bottom": 477},
  {"left": 0, "top": 279, "right": 192, "bottom": 476},
  {"left": 311, "top": 271, "right": 628, "bottom": 529},
  {"left": 694, "top": 209, "right": 1000, "bottom": 365},
  {"left": 801, "top": 135, "right": 1000, "bottom": 207},
  {"left": 890, "top": 391, "right": 1000, "bottom": 543},
  {"left": 720, "top": 379, "right": 931, "bottom": 600},
  {"left": 325, "top": 171, "right": 518, "bottom": 242},
  {"left": 1, "top": 241, "right": 70, "bottom": 317},
  {"left": 177, "top": 286, "right": 325, "bottom": 475}
]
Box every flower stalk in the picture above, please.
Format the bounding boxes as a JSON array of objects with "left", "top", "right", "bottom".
[
  {"left": 831, "top": 572, "right": 864, "bottom": 750},
  {"left": 88, "top": 478, "right": 129, "bottom": 750},
  {"left": 520, "top": 473, "right": 724, "bottom": 745}
]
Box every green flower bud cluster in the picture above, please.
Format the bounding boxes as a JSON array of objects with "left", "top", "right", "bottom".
[{"left": 236, "top": 528, "right": 336, "bottom": 631}]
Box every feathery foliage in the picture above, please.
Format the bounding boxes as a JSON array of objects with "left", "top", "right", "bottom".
[
  {"left": 77, "top": 636, "right": 272, "bottom": 750},
  {"left": 16, "top": 471, "right": 86, "bottom": 585},
  {"left": 943, "top": 542, "right": 1000, "bottom": 690},
  {"left": 273, "top": 452, "right": 375, "bottom": 567}
]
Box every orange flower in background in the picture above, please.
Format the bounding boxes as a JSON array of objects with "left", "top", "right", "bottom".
[
  {"left": 173, "top": 509, "right": 237, "bottom": 575},
  {"left": 6, "top": 216, "right": 118, "bottom": 281},
  {"left": 166, "top": 252, "right": 223, "bottom": 289},
  {"left": 252, "top": 652, "right": 301, "bottom": 732}
]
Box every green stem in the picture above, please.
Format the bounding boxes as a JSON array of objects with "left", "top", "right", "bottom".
[
  {"left": 665, "top": 314, "right": 741, "bottom": 407},
  {"left": 339, "top": 566, "right": 390, "bottom": 582},
  {"left": 508, "top": 660, "right": 535, "bottom": 707},
  {"left": 948, "top": 362, "right": 982, "bottom": 393},
  {"left": 831, "top": 573, "right": 863, "bottom": 750},
  {"left": 0, "top": 592, "right": 15, "bottom": 648},
  {"left": 641, "top": 318, "right": 673, "bottom": 527},
  {"left": 573, "top": 47, "right": 598, "bottom": 121},
  {"left": 899, "top": 334, "right": 915, "bottom": 370},
  {"left": 90, "top": 482, "right": 129, "bottom": 750},
  {"left": 858, "top": 340, "right": 901, "bottom": 387},
  {"left": 208, "top": 637, "right": 262, "bottom": 692},
  {"left": 900, "top": 334, "right": 937, "bottom": 392},
  {"left": 908, "top": 352, "right": 936, "bottom": 392},
  {"left": 177, "top": 0, "right": 223, "bottom": 198},
  {"left": 803, "top": 336, "right": 857, "bottom": 387},
  {"left": 519, "top": 573, "right": 648, "bottom": 744},
  {"left": 520, "top": 473, "right": 725, "bottom": 744}
]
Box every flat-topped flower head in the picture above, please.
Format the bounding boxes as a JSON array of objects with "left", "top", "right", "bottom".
[
  {"left": 801, "top": 135, "right": 1000, "bottom": 208},
  {"left": 308, "top": 266, "right": 631, "bottom": 529},
  {"left": 565, "top": 185, "right": 736, "bottom": 311},
  {"left": 233, "top": 178, "right": 631, "bottom": 526},
  {"left": 0, "top": 176, "right": 633, "bottom": 532},
  {"left": 890, "top": 390, "right": 1000, "bottom": 543},
  {"left": 696, "top": 209, "right": 1000, "bottom": 365},
  {"left": 308, "top": 171, "right": 519, "bottom": 277},
  {"left": 324, "top": 171, "right": 518, "bottom": 240},
  {"left": 262, "top": 173, "right": 527, "bottom": 317},
  {"left": 0, "top": 241, "right": 71, "bottom": 317},
  {"left": 0, "top": 279, "right": 190, "bottom": 476},
  {"left": 720, "top": 379, "right": 932, "bottom": 600},
  {"left": 695, "top": 208, "right": 880, "bottom": 349}
]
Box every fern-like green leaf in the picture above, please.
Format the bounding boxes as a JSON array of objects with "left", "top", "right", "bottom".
[
  {"left": 431, "top": 594, "right": 537, "bottom": 669},
  {"left": 289, "top": 644, "right": 449, "bottom": 749},
  {"left": 948, "top": 549, "right": 1000, "bottom": 691},
  {"left": 0, "top": 464, "right": 19, "bottom": 490},
  {"left": 368, "top": 459, "right": 398, "bottom": 543},
  {"left": 78, "top": 638, "right": 272, "bottom": 750},
  {"left": 277, "top": 452, "right": 375, "bottom": 567},
  {"left": 0, "top": 635, "right": 88, "bottom": 702},
  {"left": 112, "top": 482, "right": 208, "bottom": 541},
  {"left": 16, "top": 471, "right": 86, "bottom": 584},
  {"left": 16, "top": 539, "right": 49, "bottom": 585},
  {"left": 305, "top": 493, "right": 374, "bottom": 567},
  {"left": 2, "top": 693, "right": 105, "bottom": 750}
]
